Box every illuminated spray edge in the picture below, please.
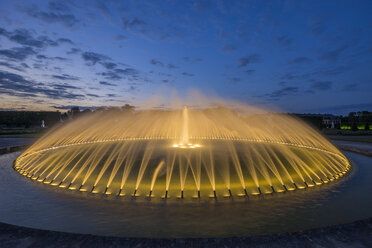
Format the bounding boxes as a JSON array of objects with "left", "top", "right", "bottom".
[{"left": 13, "top": 136, "right": 351, "bottom": 198}]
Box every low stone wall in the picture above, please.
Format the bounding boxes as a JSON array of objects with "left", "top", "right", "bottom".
[{"left": 1, "top": 217, "right": 372, "bottom": 248}]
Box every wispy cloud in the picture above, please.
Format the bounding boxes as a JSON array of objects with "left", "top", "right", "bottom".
[
  {"left": 181, "top": 57, "right": 203, "bottom": 62},
  {"left": 310, "top": 15, "right": 327, "bottom": 36},
  {"left": 341, "top": 83, "right": 358, "bottom": 91},
  {"left": 230, "top": 77, "right": 241, "bottom": 84},
  {"left": 310, "top": 81, "right": 332, "bottom": 90},
  {"left": 276, "top": 35, "right": 291, "bottom": 46},
  {"left": 266, "top": 86, "right": 299, "bottom": 98},
  {"left": 0, "top": 46, "right": 36, "bottom": 61},
  {"left": 238, "top": 54, "right": 261, "bottom": 67},
  {"left": 0, "top": 61, "right": 26, "bottom": 72},
  {"left": 48, "top": 1, "right": 71, "bottom": 12},
  {"left": 168, "top": 63, "right": 179, "bottom": 69},
  {"left": 100, "top": 62, "right": 117, "bottom": 70},
  {"left": 245, "top": 69, "right": 255, "bottom": 75},
  {"left": 99, "top": 68, "right": 139, "bottom": 81},
  {"left": 182, "top": 72, "right": 194, "bottom": 77},
  {"left": 318, "top": 44, "right": 349, "bottom": 62},
  {"left": 122, "top": 17, "right": 146, "bottom": 31},
  {"left": 0, "top": 70, "right": 84, "bottom": 99},
  {"left": 22, "top": 5, "right": 80, "bottom": 27},
  {"left": 51, "top": 74, "right": 79, "bottom": 81},
  {"left": 115, "top": 35, "right": 128, "bottom": 41},
  {"left": 66, "top": 48, "right": 81, "bottom": 55},
  {"left": 221, "top": 44, "right": 237, "bottom": 52},
  {"left": 99, "top": 81, "right": 117, "bottom": 86},
  {"left": 288, "top": 57, "right": 312, "bottom": 64},
  {"left": 150, "top": 59, "right": 164, "bottom": 67},
  {"left": 81, "top": 52, "right": 110, "bottom": 65}
]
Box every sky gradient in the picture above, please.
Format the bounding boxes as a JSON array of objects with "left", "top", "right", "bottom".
[{"left": 0, "top": 0, "right": 371, "bottom": 114}]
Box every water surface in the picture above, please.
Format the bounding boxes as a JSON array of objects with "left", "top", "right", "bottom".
[{"left": 0, "top": 151, "right": 371, "bottom": 238}]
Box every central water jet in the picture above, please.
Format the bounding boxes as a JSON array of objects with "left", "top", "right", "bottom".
[{"left": 173, "top": 106, "right": 200, "bottom": 149}]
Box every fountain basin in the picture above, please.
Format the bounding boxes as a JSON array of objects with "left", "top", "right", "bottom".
[{"left": 1, "top": 151, "right": 371, "bottom": 238}]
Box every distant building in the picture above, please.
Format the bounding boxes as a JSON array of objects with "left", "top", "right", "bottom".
[
  {"left": 292, "top": 113, "right": 341, "bottom": 129},
  {"left": 322, "top": 114, "right": 341, "bottom": 129}
]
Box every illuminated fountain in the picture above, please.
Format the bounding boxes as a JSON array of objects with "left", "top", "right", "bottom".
[{"left": 13, "top": 103, "right": 351, "bottom": 199}]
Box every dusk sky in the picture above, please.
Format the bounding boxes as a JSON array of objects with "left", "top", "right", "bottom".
[{"left": 0, "top": 0, "right": 371, "bottom": 114}]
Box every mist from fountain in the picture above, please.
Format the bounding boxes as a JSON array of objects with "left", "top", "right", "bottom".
[{"left": 14, "top": 98, "right": 351, "bottom": 199}]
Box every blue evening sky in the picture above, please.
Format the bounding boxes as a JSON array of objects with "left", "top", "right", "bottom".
[{"left": 0, "top": 0, "right": 371, "bottom": 114}]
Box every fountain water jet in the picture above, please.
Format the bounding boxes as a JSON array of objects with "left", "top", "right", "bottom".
[
  {"left": 182, "top": 106, "right": 189, "bottom": 145},
  {"left": 150, "top": 160, "right": 165, "bottom": 194},
  {"left": 14, "top": 100, "right": 351, "bottom": 199}
]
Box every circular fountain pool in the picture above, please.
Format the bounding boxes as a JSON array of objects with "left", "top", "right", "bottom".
[
  {"left": 4, "top": 103, "right": 365, "bottom": 238},
  {"left": 1, "top": 151, "right": 372, "bottom": 238}
]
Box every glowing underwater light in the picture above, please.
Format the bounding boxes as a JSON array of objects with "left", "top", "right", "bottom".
[{"left": 173, "top": 143, "right": 200, "bottom": 149}]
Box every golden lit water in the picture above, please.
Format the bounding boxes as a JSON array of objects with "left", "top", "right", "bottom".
[{"left": 14, "top": 105, "right": 350, "bottom": 199}]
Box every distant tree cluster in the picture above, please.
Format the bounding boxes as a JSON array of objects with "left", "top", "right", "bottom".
[
  {"left": 292, "top": 114, "right": 323, "bottom": 130},
  {"left": 343, "top": 111, "right": 372, "bottom": 131},
  {"left": 0, "top": 104, "right": 136, "bottom": 129},
  {"left": 60, "top": 104, "right": 136, "bottom": 121},
  {"left": 292, "top": 111, "right": 372, "bottom": 131},
  {"left": 0, "top": 111, "right": 61, "bottom": 128},
  {"left": 1, "top": 107, "right": 369, "bottom": 133}
]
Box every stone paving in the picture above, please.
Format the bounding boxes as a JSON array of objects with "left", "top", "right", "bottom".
[{"left": 1, "top": 217, "right": 372, "bottom": 248}]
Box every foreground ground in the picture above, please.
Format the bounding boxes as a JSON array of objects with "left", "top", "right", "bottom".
[{"left": 1, "top": 217, "right": 372, "bottom": 248}]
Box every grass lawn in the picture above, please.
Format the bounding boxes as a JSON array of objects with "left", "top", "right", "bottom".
[
  {"left": 327, "top": 136, "right": 372, "bottom": 143},
  {"left": 0, "top": 128, "right": 46, "bottom": 138},
  {"left": 322, "top": 129, "right": 372, "bottom": 136},
  {"left": 0, "top": 133, "right": 42, "bottom": 138}
]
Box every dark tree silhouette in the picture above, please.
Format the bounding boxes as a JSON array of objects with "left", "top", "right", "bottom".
[{"left": 351, "top": 122, "right": 358, "bottom": 131}]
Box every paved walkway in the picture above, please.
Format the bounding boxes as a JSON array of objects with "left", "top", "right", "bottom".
[
  {"left": 331, "top": 139, "right": 372, "bottom": 157},
  {"left": 1, "top": 217, "right": 372, "bottom": 248},
  {"left": 0, "top": 138, "right": 35, "bottom": 149}
]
